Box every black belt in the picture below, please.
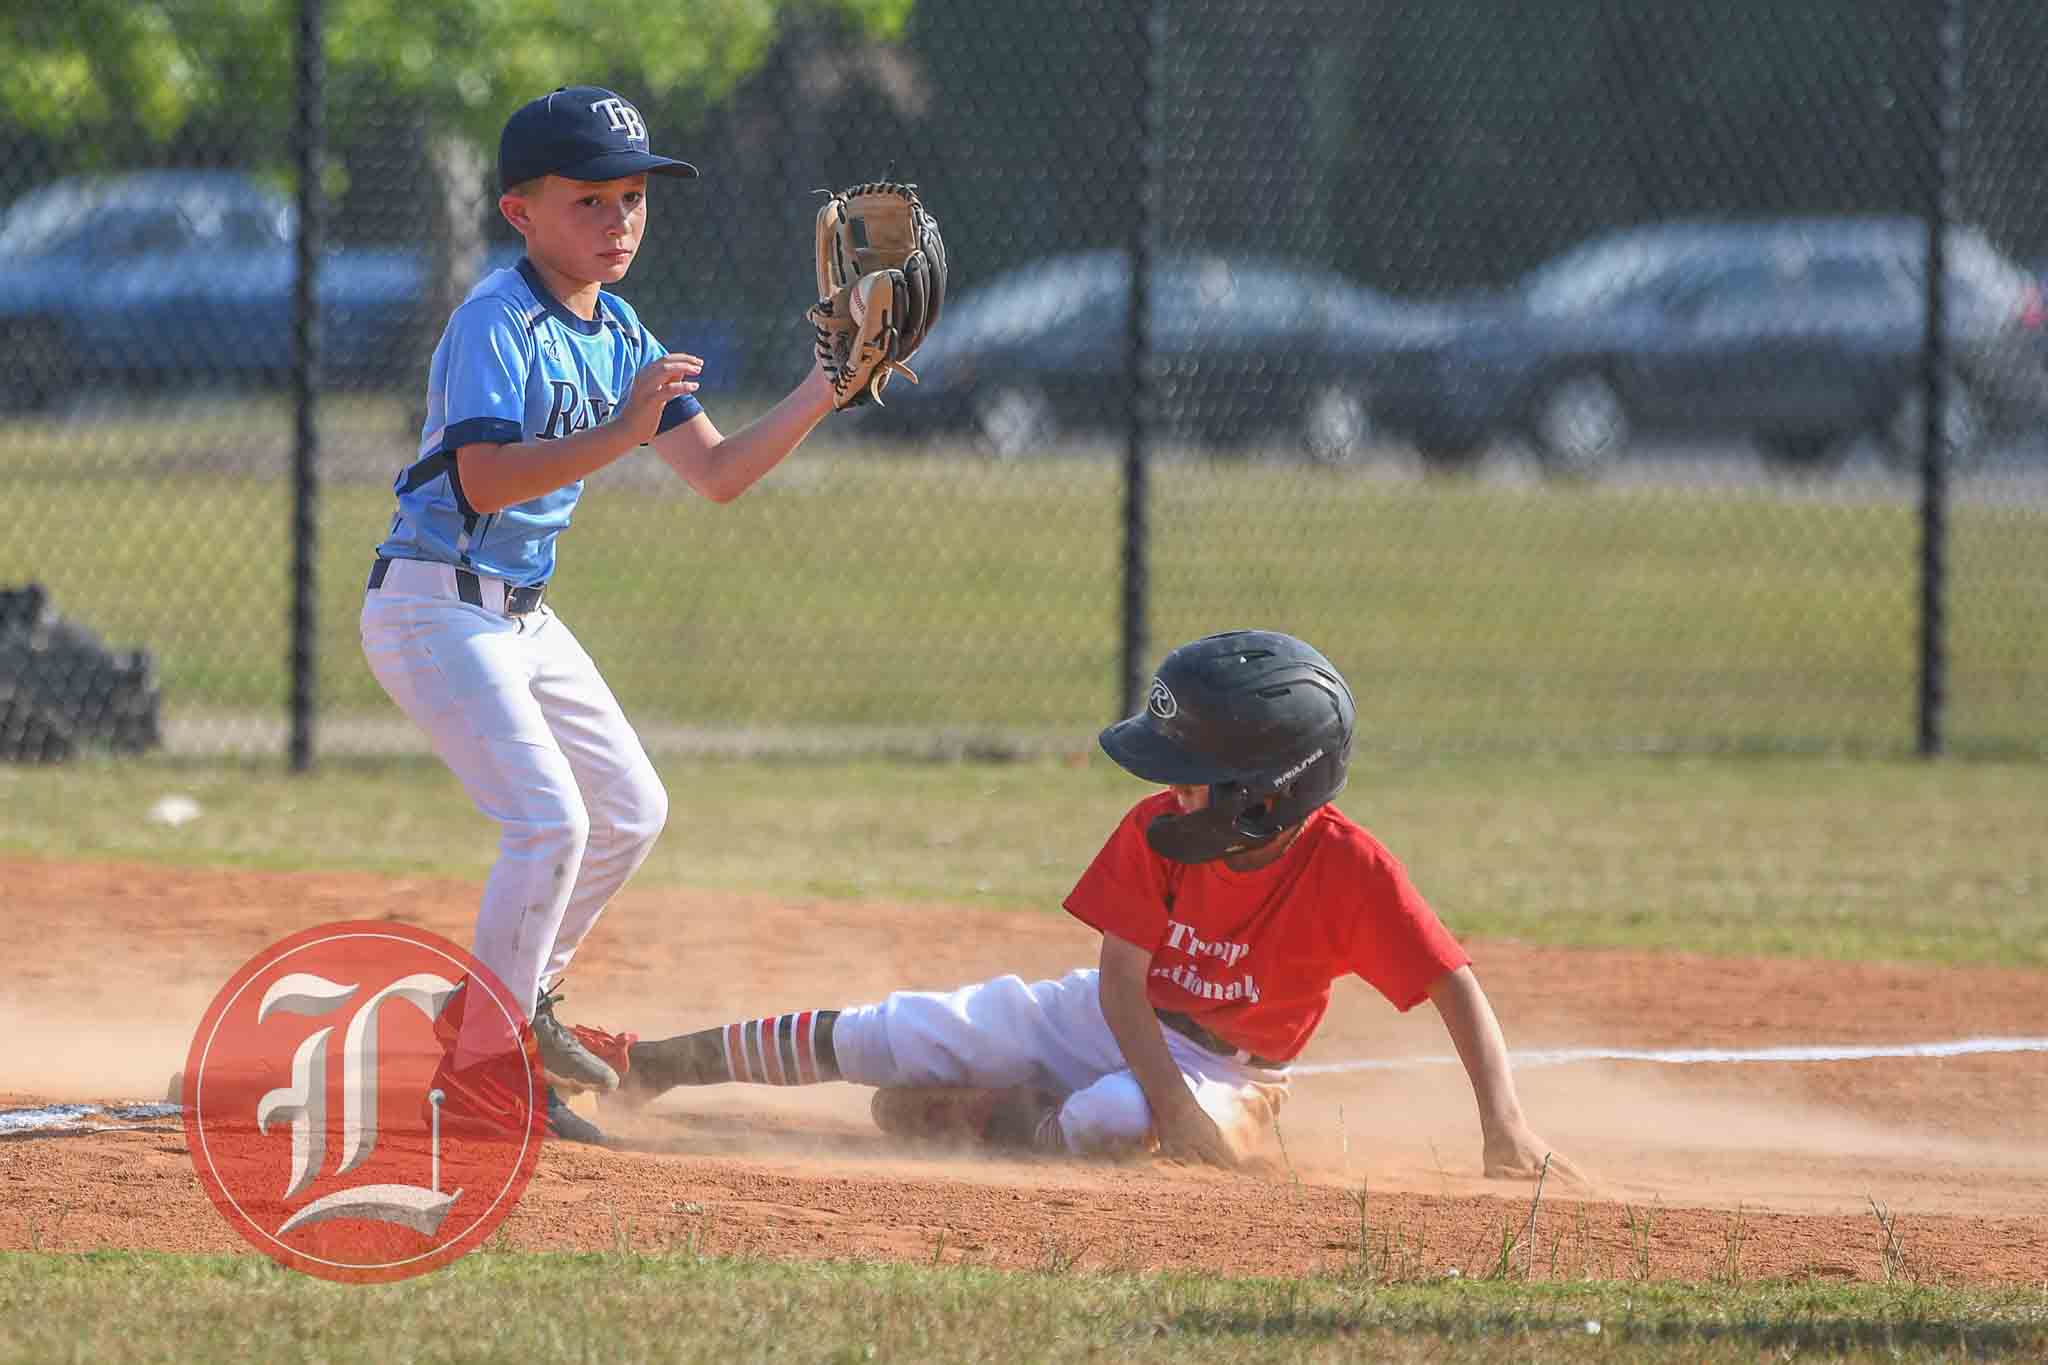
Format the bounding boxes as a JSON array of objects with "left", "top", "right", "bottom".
[
  {"left": 1155, "top": 1009, "right": 1286, "bottom": 1070},
  {"left": 367, "top": 558, "right": 546, "bottom": 616}
]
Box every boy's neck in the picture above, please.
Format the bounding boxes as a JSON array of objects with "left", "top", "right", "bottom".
[
  {"left": 1218, "top": 820, "right": 1306, "bottom": 873},
  {"left": 524, "top": 253, "right": 603, "bottom": 321}
]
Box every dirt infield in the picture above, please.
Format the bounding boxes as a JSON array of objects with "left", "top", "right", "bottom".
[{"left": 5, "top": 857, "right": 2046, "bottom": 1284}]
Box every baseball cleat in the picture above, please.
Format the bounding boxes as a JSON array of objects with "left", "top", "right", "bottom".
[
  {"left": 424, "top": 1050, "right": 539, "bottom": 1139},
  {"left": 544, "top": 1086, "right": 613, "bottom": 1146},
  {"left": 870, "top": 1085, "right": 1064, "bottom": 1153},
  {"left": 531, "top": 988, "right": 620, "bottom": 1092}
]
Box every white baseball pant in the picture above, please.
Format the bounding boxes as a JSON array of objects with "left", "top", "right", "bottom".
[
  {"left": 830, "top": 968, "right": 1289, "bottom": 1157},
  {"left": 359, "top": 557, "right": 667, "bottom": 1035}
]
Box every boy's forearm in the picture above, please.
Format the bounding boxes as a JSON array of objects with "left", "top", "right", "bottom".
[
  {"left": 1097, "top": 940, "right": 1198, "bottom": 1120},
  {"left": 1428, "top": 966, "right": 1527, "bottom": 1131},
  {"left": 658, "top": 368, "right": 833, "bottom": 502},
  {"left": 457, "top": 423, "right": 640, "bottom": 515}
]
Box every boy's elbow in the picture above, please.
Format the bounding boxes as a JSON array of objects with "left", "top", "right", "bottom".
[
  {"left": 454, "top": 447, "right": 511, "bottom": 515},
  {"left": 465, "top": 485, "right": 508, "bottom": 516},
  {"left": 661, "top": 440, "right": 742, "bottom": 504},
  {"left": 687, "top": 457, "right": 752, "bottom": 503},
  {"left": 1425, "top": 963, "right": 1474, "bottom": 1004}
]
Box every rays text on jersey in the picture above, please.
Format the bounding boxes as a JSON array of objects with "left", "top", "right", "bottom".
[{"left": 539, "top": 380, "right": 616, "bottom": 440}]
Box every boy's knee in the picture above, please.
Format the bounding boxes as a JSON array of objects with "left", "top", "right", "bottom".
[
  {"left": 632, "top": 769, "right": 669, "bottom": 841},
  {"left": 1058, "top": 1073, "right": 1154, "bottom": 1155},
  {"left": 607, "top": 764, "right": 668, "bottom": 850},
  {"left": 504, "top": 789, "right": 591, "bottom": 860}
]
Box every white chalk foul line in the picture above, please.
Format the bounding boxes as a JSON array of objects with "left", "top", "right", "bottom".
[
  {"left": 0, "top": 1102, "right": 181, "bottom": 1136},
  {"left": 3, "top": 1037, "right": 2046, "bottom": 1133},
  {"left": 1291, "top": 1035, "right": 2048, "bottom": 1076}
]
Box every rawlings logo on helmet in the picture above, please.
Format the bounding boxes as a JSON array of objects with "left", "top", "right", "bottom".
[
  {"left": 1272, "top": 747, "right": 1326, "bottom": 789},
  {"left": 1147, "top": 678, "right": 1178, "bottom": 720}
]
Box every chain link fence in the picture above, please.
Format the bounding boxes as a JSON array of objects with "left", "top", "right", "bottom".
[{"left": 2, "top": 0, "right": 2044, "bottom": 762}]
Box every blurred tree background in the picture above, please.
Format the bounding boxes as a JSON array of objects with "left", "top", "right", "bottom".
[
  {"left": 5, "top": 0, "right": 2047, "bottom": 761},
  {"left": 8, "top": 0, "right": 2048, "bottom": 378}
]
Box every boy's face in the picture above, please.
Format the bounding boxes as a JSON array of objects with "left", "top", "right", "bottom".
[
  {"left": 1165, "top": 783, "right": 1305, "bottom": 871},
  {"left": 502, "top": 174, "right": 650, "bottom": 285}
]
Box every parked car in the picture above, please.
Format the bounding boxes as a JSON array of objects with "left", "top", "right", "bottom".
[
  {"left": 847, "top": 248, "right": 1455, "bottom": 463},
  {"left": 1396, "top": 217, "right": 2048, "bottom": 477},
  {"left": 0, "top": 171, "right": 434, "bottom": 410}
]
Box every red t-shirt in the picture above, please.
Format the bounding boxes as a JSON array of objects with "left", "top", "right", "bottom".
[{"left": 1063, "top": 792, "right": 1470, "bottom": 1063}]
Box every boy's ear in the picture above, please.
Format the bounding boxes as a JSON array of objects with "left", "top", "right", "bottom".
[
  {"left": 498, "top": 191, "right": 531, "bottom": 235},
  {"left": 499, "top": 178, "right": 548, "bottom": 234}
]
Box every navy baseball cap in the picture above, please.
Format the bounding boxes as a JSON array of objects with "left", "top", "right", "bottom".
[{"left": 498, "top": 86, "right": 699, "bottom": 191}]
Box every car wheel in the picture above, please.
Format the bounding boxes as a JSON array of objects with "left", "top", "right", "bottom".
[
  {"left": 1530, "top": 372, "right": 1629, "bottom": 480},
  {"left": 0, "top": 316, "right": 68, "bottom": 413},
  {"left": 1884, "top": 381, "right": 1986, "bottom": 477},
  {"left": 1758, "top": 432, "right": 1852, "bottom": 476},
  {"left": 971, "top": 385, "right": 1058, "bottom": 460},
  {"left": 1300, "top": 384, "right": 1373, "bottom": 467}
]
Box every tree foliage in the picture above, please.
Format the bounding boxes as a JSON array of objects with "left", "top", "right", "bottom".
[{"left": 1, "top": 0, "right": 912, "bottom": 148}]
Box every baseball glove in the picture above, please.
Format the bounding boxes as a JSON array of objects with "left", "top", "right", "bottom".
[{"left": 807, "top": 180, "right": 947, "bottom": 410}]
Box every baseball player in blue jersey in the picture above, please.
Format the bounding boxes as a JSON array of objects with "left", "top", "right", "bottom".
[{"left": 360, "top": 86, "right": 840, "bottom": 1145}]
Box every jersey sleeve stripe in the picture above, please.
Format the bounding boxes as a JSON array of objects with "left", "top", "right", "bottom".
[
  {"left": 394, "top": 449, "right": 479, "bottom": 522},
  {"left": 655, "top": 394, "right": 704, "bottom": 435},
  {"left": 442, "top": 416, "right": 523, "bottom": 451}
]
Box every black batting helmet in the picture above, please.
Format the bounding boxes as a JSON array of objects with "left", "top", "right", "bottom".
[{"left": 1098, "top": 630, "right": 1355, "bottom": 863}]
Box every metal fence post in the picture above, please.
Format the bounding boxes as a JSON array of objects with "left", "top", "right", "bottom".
[
  {"left": 1918, "top": 0, "right": 1964, "bottom": 759},
  {"left": 1120, "top": 0, "right": 1165, "bottom": 720},
  {"left": 289, "top": 0, "right": 325, "bottom": 771}
]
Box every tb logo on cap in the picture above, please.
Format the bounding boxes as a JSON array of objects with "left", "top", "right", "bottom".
[{"left": 590, "top": 96, "right": 647, "bottom": 144}]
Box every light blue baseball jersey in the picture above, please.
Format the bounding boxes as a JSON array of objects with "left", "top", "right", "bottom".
[{"left": 376, "top": 258, "right": 703, "bottom": 586}]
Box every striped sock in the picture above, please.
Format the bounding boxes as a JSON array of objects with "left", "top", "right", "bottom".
[{"left": 723, "top": 1010, "right": 840, "bottom": 1086}]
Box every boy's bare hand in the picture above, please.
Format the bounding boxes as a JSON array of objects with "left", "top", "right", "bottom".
[
  {"left": 614, "top": 353, "right": 703, "bottom": 443},
  {"left": 1483, "top": 1122, "right": 1589, "bottom": 1187},
  {"left": 1152, "top": 1098, "right": 1239, "bottom": 1168}
]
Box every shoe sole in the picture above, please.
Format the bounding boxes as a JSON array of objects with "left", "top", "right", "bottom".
[
  {"left": 534, "top": 1030, "right": 620, "bottom": 1092},
  {"left": 545, "top": 1094, "right": 613, "bottom": 1146}
]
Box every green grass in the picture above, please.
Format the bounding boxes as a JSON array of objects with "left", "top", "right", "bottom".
[
  {"left": 8, "top": 405, "right": 2048, "bottom": 1361},
  {"left": 5, "top": 752, "right": 2044, "bottom": 966},
  {"left": 1, "top": 1253, "right": 2042, "bottom": 1364},
  {"left": 5, "top": 399, "right": 2046, "bottom": 754}
]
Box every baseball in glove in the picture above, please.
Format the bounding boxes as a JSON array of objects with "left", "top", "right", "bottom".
[{"left": 807, "top": 180, "right": 947, "bottom": 410}]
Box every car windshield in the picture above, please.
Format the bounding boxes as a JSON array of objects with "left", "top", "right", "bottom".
[
  {"left": 1940, "top": 228, "right": 2031, "bottom": 306},
  {"left": 0, "top": 176, "right": 291, "bottom": 258},
  {"left": 940, "top": 256, "right": 1122, "bottom": 347},
  {"left": 0, "top": 183, "right": 101, "bottom": 257},
  {"left": 1519, "top": 235, "right": 1680, "bottom": 317}
]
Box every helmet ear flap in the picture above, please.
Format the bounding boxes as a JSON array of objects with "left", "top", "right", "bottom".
[
  {"left": 1233, "top": 787, "right": 1285, "bottom": 843},
  {"left": 1144, "top": 783, "right": 1264, "bottom": 863},
  {"left": 1259, "top": 746, "right": 1350, "bottom": 835}
]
